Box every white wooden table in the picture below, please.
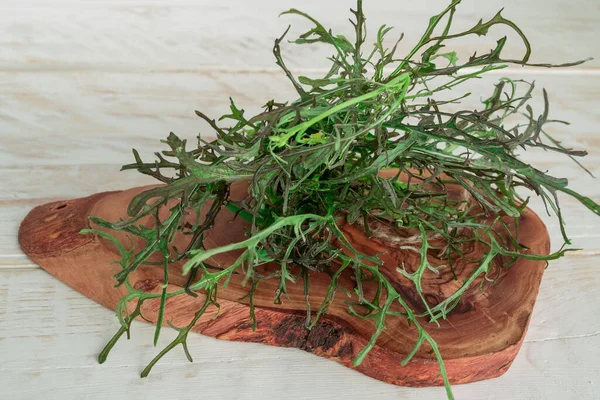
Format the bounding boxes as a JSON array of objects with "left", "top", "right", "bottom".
[{"left": 1, "top": 1, "right": 599, "bottom": 399}]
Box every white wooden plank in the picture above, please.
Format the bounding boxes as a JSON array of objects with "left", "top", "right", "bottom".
[
  {"left": 528, "top": 255, "right": 600, "bottom": 342},
  {"left": 1, "top": 0, "right": 598, "bottom": 73},
  {"left": 1, "top": 337, "right": 598, "bottom": 400},
  {"left": 1, "top": 72, "right": 598, "bottom": 166},
  {"left": 0, "top": 71, "right": 297, "bottom": 167},
  {"left": 0, "top": 267, "right": 598, "bottom": 400}
]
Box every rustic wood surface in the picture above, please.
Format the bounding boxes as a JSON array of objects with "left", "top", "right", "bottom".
[
  {"left": 17, "top": 177, "right": 551, "bottom": 388},
  {"left": 1, "top": 0, "right": 600, "bottom": 399}
]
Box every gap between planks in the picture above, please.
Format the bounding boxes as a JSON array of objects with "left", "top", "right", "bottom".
[
  {"left": 525, "top": 331, "right": 600, "bottom": 344},
  {"left": 0, "top": 333, "right": 595, "bottom": 375},
  {"left": 1, "top": 65, "right": 599, "bottom": 76}
]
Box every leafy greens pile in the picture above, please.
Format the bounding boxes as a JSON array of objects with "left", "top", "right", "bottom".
[{"left": 85, "top": 1, "right": 598, "bottom": 398}]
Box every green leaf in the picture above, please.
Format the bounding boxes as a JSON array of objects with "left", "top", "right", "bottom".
[{"left": 434, "top": 51, "right": 459, "bottom": 66}]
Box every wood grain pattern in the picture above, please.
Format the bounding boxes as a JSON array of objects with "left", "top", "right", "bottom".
[
  {"left": 18, "top": 174, "right": 551, "bottom": 387},
  {"left": 2, "top": 0, "right": 598, "bottom": 72}
]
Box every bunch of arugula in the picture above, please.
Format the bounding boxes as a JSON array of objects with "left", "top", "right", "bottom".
[{"left": 84, "top": 1, "right": 598, "bottom": 398}]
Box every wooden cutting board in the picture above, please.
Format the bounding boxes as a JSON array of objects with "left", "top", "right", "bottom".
[{"left": 18, "top": 180, "right": 549, "bottom": 387}]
